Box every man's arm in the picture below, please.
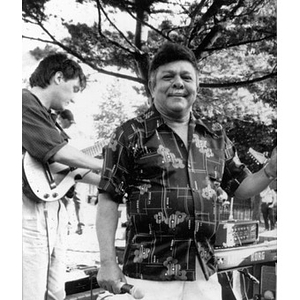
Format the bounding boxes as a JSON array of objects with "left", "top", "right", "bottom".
[
  {"left": 52, "top": 144, "right": 102, "bottom": 171},
  {"left": 78, "top": 172, "right": 101, "bottom": 186},
  {"left": 235, "top": 147, "right": 277, "bottom": 199},
  {"left": 96, "top": 192, "right": 126, "bottom": 294}
]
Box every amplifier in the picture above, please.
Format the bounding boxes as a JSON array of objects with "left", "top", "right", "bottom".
[
  {"left": 65, "top": 288, "right": 103, "bottom": 300},
  {"left": 65, "top": 270, "right": 99, "bottom": 296},
  {"left": 215, "top": 220, "right": 259, "bottom": 247},
  {"left": 215, "top": 240, "right": 277, "bottom": 271},
  {"left": 260, "top": 265, "right": 276, "bottom": 300}
]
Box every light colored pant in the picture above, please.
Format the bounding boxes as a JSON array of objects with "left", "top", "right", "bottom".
[
  {"left": 22, "top": 194, "right": 68, "bottom": 300},
  {"left": 61, "top": 182, "right": 86, "bottom": 226},
  {"left": 97, "top": 260, "right": 222, "bottom": 300}
]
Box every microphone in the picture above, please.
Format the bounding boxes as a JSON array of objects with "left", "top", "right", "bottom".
[{"left": 116, "top": 282, "right": 145, "bottom": 299}]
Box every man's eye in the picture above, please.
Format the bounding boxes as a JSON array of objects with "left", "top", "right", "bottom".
[{"left": 73, "top": 87, "right": 80, "bottom": 93}]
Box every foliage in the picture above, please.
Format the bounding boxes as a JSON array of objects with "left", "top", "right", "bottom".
[
  {"left": 22, "top": 0, "right": 277, "bottom": 152},
  {"left": 93, "top": 78, "right": 130, "bottom": 140},
  {"left": 30, "top": 44, "right": 56, "bottom": 60},
  {"left": 22, "top": 0, "right": 276, "bottom": 87}
]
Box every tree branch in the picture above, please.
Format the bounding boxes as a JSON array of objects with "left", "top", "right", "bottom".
[
  {"left": 203, "top": 34, "right": 276, "bottom": 52},
  {"left": 95, "top": 0, "right": 141, "bottom": 54},
  {"left": 188, "top": 0, "right": 224, "bottom": 43},
  {"left": 201, "top": 72, "right": 276, "bottom": 88},
  {"left": 22, "top": 35, "right": 144, "bottom": 84},
  {"left": 194, "top": 24, "right": 222, "bottom": 57},
  {"left": 122, "top": 5, "right": 169, "bottom": 41},
  {"left": 23, "top": 31, "right": 276, "bottom": 89}
]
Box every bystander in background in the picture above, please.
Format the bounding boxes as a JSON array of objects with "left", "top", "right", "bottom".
[
  {"left": 57, "top": 109, "right": 93, "bottom": 235},
  {"left": 260, "top": 186, "right": 277, "bottom": 231}
]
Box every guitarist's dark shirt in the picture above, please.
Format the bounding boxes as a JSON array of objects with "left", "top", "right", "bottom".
[
  {"left": 22, "top": 89, "right": 69, "bottom": 163},
  {"left": 98, "top": 105, "right": 251, "bottom": 282}
]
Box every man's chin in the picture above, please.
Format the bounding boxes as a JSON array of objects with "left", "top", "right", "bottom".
[{"left": 169, "top": 102, "right": 190, "bottom": 112}]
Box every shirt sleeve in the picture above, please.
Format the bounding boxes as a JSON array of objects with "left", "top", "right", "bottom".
[
  {"left": 98, "top": 126, "right": 132, "bottom": 203},
  {"left": 221, "top": 136, "right": 252, "bottom": 197},
  {"left": 22, "top": 95, "right": 67, "bottom": 163}
]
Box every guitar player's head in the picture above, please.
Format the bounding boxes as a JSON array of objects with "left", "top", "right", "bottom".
[{"left": 29, "top": 53, "right": 87, "bottom": 111}]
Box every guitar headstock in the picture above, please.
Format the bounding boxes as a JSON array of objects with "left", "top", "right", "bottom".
[{"left": 248, "top": 147, "right": 268, "bottom": 165}]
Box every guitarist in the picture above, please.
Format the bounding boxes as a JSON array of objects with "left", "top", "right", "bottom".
[{"left": 22, "top": 53, "right": 103, "bottom": 300}]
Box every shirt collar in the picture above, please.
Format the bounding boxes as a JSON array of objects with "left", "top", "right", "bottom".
[
  {"left": 142, "top": 105, "right": 165, "bottom": 138},
  {"left": 142, "top": 105, "right": 220, "bottom": 138}
]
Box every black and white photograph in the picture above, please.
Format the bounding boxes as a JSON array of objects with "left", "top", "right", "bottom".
[{"left": 18, "top": 1, "right": 291, "bottom": 299}]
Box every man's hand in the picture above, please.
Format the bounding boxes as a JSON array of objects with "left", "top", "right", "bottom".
[{"left": 96, "top": 261, "right": 126, "bottom": 294}]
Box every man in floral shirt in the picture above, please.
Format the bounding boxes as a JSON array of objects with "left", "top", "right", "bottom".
[{"left": 96, "top": 43, "right": 277, "bottom": 300}]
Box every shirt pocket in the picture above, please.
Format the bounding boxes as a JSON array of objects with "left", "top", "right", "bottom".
[{"left": 133, "top": 150, "right": 165, "bottom": 180}]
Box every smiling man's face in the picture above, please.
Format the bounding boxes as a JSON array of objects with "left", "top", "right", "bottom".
[{"left": 150, "top": 60, "right": 199, "bottom": 119}]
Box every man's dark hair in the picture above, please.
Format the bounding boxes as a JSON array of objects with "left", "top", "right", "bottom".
[
  {"left": 59, "top": 109, "right": 75, "bottom": 123},
  {"left": 148, "top": 42, "right": 199, "bottom": 77},
  {"left": 29, "top": 53, "right": 86, "bottom": 90}
]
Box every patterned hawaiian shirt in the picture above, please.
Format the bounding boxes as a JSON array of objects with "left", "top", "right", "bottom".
[{"left": 98, "top": 105, "right": 251, "bottom": 281}]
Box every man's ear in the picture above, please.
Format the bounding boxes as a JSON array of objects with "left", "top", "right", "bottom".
[
  {"left": 148, "top": 80, "right": 153, "bottom": 97},
  {"left": 148, "top": 80, "right": 152, "bottom": 95},
  {"left": 147, "top": 81, "right": 155, "bottom": 105},
  {"left": 196, "top": 74, "right": 200, "bottom": 94},
  {"left": 53, "top": 71, "right": 64, "bottom": 85}
]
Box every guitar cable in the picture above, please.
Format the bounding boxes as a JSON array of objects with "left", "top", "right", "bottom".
[
  {"left": 43, "top": 202, "right": 51, "bottom": 300},
  {"left": 241, "top": 272, "right": 250, "bottom": 300}
]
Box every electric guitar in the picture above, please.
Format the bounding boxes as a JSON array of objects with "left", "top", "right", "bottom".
[
  {"left": 22, "top": 141, "right": 106, "bottom": 202},
  {"left": 247, "top": 147, "right": 268, "bottom": 165}
]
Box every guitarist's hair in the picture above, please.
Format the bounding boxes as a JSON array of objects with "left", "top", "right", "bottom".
[{"left": 29, "top": 53, "right": 86, "bottom": 90}]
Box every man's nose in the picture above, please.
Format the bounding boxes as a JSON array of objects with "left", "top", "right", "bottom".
[{"left": 172, "top": 76, "right": 184, "bottom": 88}]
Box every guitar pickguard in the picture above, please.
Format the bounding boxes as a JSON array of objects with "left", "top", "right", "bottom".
[{"left": 23, "top": 152, "right": 93, "bottom": 202}]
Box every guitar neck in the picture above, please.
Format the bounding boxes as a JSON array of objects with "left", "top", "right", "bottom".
[
  {"left": 81, "top": 142, "right": 105, "bottom": 158},
  {"left": 248, "top": 147, "right": 268, "bottom": 165}
]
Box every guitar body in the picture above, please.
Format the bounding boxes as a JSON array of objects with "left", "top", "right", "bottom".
[
  {"left": 22, "top": 141, "right": 105, "bottom": 202},
  {"left": 23, "top": 152, "right": 92, "bottom": 202}
]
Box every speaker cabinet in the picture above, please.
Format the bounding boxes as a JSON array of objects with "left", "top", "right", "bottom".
[{"left": 260, "top": 265, "right": 276, "bottom": 299}]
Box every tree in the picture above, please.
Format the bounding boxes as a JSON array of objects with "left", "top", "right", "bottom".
[
  {"left": 93, "top": 78, "right": 133, "bottom": 140},
  {"left": 22, "top": 0, "right": 277, "bottom": 153},
  {"left": 22, "top": 0, "right": 276, "bottom": 92}
]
